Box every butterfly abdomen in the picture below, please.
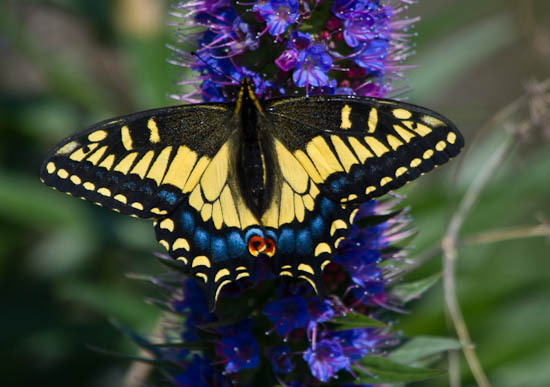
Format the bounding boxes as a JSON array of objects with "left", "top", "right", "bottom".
[{"left": 236, "top": 88, "right": 274, "bottom": 217}]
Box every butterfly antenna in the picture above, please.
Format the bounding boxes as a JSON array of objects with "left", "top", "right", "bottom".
[{"left": 190, "top": 51, "right": 240, "bottom": 85}]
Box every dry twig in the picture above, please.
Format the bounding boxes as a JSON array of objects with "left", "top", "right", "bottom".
[
  {"left": 441, "top": 78, "right": 550, "bottom": 387},
  {"left": 124, "top": 312, "right": 171, "bottom": 387}
]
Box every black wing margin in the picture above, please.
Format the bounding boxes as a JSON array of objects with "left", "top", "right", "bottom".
[
  {"left": 265, "top": 95, "right": 464, "bottom": 204},
  {"left": 40, "top": 104, "right": 233, "bottom": 218}
]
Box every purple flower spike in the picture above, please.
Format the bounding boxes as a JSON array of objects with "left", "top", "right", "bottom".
[
  {"left": 255, "top": 0, "right": 300, "bottom": 37},
  {"left": 149, "top": 0, "right": 425, "bottom": 383},
  {"left": 292, "top": 44, "right": 333, "bottom": 90},
  {"left": 215, "top": 332, "right": 260, "bottom": 374},
  {"left": 303, "top": 338, "right": 351, "bottom": 382},
  {"left": 264, "top": 295, "right": 310, "bottom": 337},
  {"left": 172, "top": 0, "right": 417, "bottom": 99}
]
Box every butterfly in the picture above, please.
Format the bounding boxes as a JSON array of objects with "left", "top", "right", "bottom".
[{"left": 41, "top": 79, "right": 463, "bottom": 310}]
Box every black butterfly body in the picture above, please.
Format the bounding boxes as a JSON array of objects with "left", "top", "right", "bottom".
[{"left": 41, "top": 80, "right": 463, "bottom": 309}]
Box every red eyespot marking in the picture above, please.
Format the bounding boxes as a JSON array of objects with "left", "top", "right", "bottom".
[
  {"left": 248, "top": 235, "right": 265, "bottom": 257},
  {"left": 264, "top": 237, "right": 276, "bottom": 257},
  {"left": 247, "top": 235, "right": 276, "bottom": 257}
]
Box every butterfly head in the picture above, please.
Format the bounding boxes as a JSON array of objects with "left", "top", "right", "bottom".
[{"left": 235, "top": 77, "right": 264, "bottom": 116}]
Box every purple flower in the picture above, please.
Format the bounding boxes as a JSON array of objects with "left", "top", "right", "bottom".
[
  {"left": 307, "top": 297, "right": 334, "bottom": 324},
  {"left": 198, "top": 79, "right": 226, "bottom": 102},
  {"left": 268, "top": 345, "right": 294, "bottom": 374},
  {"left": 340, "top": 5, "right": 393, "bottom": 47},
  {"left": 303, "top": 338, "right": 351, "bottom": 382},
  {"left": 354, "top": 39, "right": 390, "bottom": 73},
  {"left": 255, "top": 0, "right": 300, "bottom": 37},
  {"left": 292, "top": 44, "right": 333, "bottom": 89},
  {"left": 352, "top": 280, "right": 387, "bottom": 305},
  {"left": 332, "top": 0, "right": 377, "bottom": 19},
  {"left": 329, "top": 329, "right": 382, "bottom": 360},
  {"left": 289, "top": 31, "right": 312, "bottom": 50},
  {"left": 172, "top": 279, "right": 215, "bottom": 343},
  {"left": 264, "top": 295, "right": 309, "bottom": 337},
  {"left": 175, "top": 354, "right": 228, "bottom": 387},
  {"left": 275, "top": 49, "right": 298, "bottom": 71},
  {"left": 355, "top": 81, "right": 388, "bottom": 97},
  {"left": 342, "top": 16, "right": 377, "bottom": 47},
  {"left": 230, "top": 16, "right": 260, "bottom": 53},
  {"left": 215, "top": 331, "right": 260, "bottom": 374},
  {"left": 338, "top": 254, "right": 383, "bottom": 288}
]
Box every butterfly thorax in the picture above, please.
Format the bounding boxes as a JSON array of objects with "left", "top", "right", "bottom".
[{"left": 235, "top": 82, "right": 272, "bottom": 218}]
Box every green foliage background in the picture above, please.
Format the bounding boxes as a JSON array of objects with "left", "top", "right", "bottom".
[{"left": 1, "top": 0, "right": 548, "bottom": 386}]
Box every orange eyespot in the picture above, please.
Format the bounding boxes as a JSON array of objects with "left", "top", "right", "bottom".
[
  {"left": 247, "top": 235, "right": 276, "bottom": 257},
  {"left": 248, "top": 235, "right": 265, "bottom": 257},
  {"left": 264, "top": 237, "right": 276, "bottom": 257}
]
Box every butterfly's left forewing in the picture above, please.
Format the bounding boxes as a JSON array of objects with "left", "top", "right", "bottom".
[{"left": 40, "top": 104, "right": 235, "bottom": 218}]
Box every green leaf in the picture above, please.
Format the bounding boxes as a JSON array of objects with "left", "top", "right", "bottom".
[
  {"left": 0, "top": 169, "right": 85, "bottom": 227},
  {"left": 391, "top": 273, "right": 441, "bottom": 303},
  {"left": 330, "top": 313, "right": 387, "bottom": 330},
  {"left": 410, "top": 12, "right": 518, "bottom": 102},
  {"left": 356, "top": 355, "right": 442, "bottom": 383},
  {"left": 389, "top": 336, "right": 462, "bottom": 364}
]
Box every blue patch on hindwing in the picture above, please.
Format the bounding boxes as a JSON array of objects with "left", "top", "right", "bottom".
[
  {"left": 227, "top": 231, "right": 246, "bottom": 258},
  {"left": 245, "top": 227, "right": 264, "bottom": 241},
  {"left": 265, "top": 229, "right": 278, "bottom": 243},
  {"left": 311, "top": 215, "right": 324, "bottom": 239},
  {"left": 159, "top": 190, "right": 178, "bottom": 205},
  {"left": 181, "top": 211, "right": 195, "bottom": 232},
  {"left": 320, "top": 197, "right": 335, "bottom": 218},
  {"left": 278, "top": 228, "right": 295, "bottom": 254},
  {"left": 124, "top": 181, "right": 137, "bottom": 190},
  {"left": 142, "top": 185, "right": 153, "bottom": 195},
  {"left": 329, "top": 176, "right": 347, "bottom": 194},
  {"left": 296, "top": 229, "right": 312, "bottom": 255},
  {"left": 211, "top": 236, "right": 228, "bottom": 262},
  {"left": 194, "top": 227, "right": 210, "bottom": 251}
]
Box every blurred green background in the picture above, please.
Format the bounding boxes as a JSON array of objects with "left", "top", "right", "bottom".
[{"left": 1, "top": 0, "right": 549, "bottom": 386}]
